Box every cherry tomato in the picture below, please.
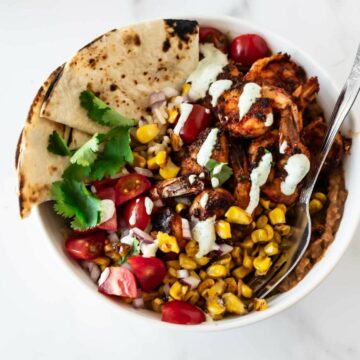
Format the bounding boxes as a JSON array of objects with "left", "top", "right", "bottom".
[
  {"left": 128, "top": 256, "right": 166, "bottom": 292},
  {"left": 98, "top": 266, "right": 138, "bottom": 298},
  {"left": 115, "top": 174, "right": 151, "bottom": 205},
  {"left": 179, "top": 105, "right": 212, "bottom": 144},
  {"left": 124, "top": 196, "right": 151, "bottom": 230},
  {"left": 97, "top": 187, "right": 118, "bottom": 232},
  {"left": 199, "top": 26, "right": 229, "bottom": 53},
  {"left": 91, "top": 178, "right": 118, "bottom": 192},
  {"left": 230, "top": 34, "right": 270, "bottom": 66},
  {"left": 161, "top": 301, "right": 206, "bottom": 325},
  {"left": 65, "top": 232, "right": 107, "bottom": 260}
]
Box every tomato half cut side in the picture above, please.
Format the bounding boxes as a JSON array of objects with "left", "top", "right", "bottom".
[
  {"left": 161, "top": 301, "right": 206, "bottom": 325},
  {"left": 199, "top": 27, "right": 229, "bottom": 54},
  {"left": 97, "top": 187, "right": 118, "bottom": 232},
  {"left": 65, "top": 232, "right": 107, "bottom": 260},
  {"left": 123, "top": 196, "right": 151, "bottom": 230},
  {"left": 115, "top": 174, "right": 151, "bottom": 205}
]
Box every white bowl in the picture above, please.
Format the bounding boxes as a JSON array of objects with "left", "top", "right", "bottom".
[{"left": 36, "top": 16, "right": 360, "bottom": 331}]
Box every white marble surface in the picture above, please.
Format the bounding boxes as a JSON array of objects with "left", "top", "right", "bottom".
[{"left": 1, "top": 0, "right": 360, "bottom": 359}]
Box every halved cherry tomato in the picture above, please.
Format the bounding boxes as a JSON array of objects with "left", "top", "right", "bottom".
[
  {"left": 115, "top": 174, "right": 151, "bottom": 205},
  {"left": 161, "top": 301, "right": 206, "bottom": 325},
  {"left": 91, "top": 178, "right": 118, "bottom": 192},
  {"left": 124, "top": 196, "right": 151, "bottom": 230},
  {"left": 230, "top": 34, "right": 270, "bottom": 66},
  {"left": 97, "top": 187, "right": 118, "bottom": 232},
  {"left": 65, "top": 232, "right": 107, "bottom": 260},
  {"left": 98, "top": 266, "right": 138, "bottom": 298},
  {"left": 128, "top": 256, "right": 166, "bottom": 292},
  {"left": 199, "top": 26, "right": 229, "bottom": 53},
  {"left": 179, "top": 105, "right": 212, "bottom": 144}
]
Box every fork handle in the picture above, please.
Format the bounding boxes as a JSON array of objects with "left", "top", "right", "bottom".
[{"left": 301, "top": 45, "right": 360, "bottom": 202}]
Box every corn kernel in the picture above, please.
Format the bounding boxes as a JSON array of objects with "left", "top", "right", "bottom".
[
  {"left": 251, "top": 229, "right": 268, "bottom": 243},
  {"left": 142, "top": 291, "right": 159, "bottom": 302},
  {"left": 166, "top": 260, "right": 180, "bottom": 270},
  {"left": 170, "top": 132, "right": 182, "bottom": 152},
  {"left": 159, "top": 159, "right": 180, "bottom": 179},
  {"left": 184, "top": 290, "right": 200, "bottom": 305},
  {"left": 151, "top": 298, "right": 164, "bottom": 313},
  {"left": 199, "top": 270, "right": 207, "bottom": 280},
  {"left": 253, "top": 256, "right": 272, "bottom": 275},
  {"left": 240, "top": 283, "right": 253, "bottom": 298},
  {"left": 264, "top": 242, "right": 279, "bottom": 256},
  {"left": 264, "top": 224, "right": 274, "bottom": 240},
  {"left": 309, "top": 199, "right": 323, "bottom": 215},
  {"left": 268, "top": 208, "right": 286, "bottom": 225},
  {"left": 215, "top": 220, "right": 232, "bottom": 239},
  {"left": 168, "top": 267, "right": 178, "bottom": 278},
  {"left": 276, "top": 204, "right": 287, "bottom": 214},
  {"left": 195, "top": 256, "right": 210, "bottom": 266},
  {"left": 222, "top": 293, "right": 247, "bottom": 315},
  {"left": 313, "top": 192, "right": 327, "bottom": 204},
  {"left": 275, "top": 224, "right": 291, "bottom": 236},
  {"left": 175, "top": 203, "right": 186, "bottom": 214},
  {"left": 260, "top": 198, "right": 271, "bottom": 209},
  {"left": 93, "top": 257, "right": 110, "bottom": 271},
  {"left": 207, "top": 264, "right": 227, "bottom": 279},
  {"left": 185, "top": 240, "right": 199, "bottom": 257},
  {"left": 179, "top": 253, "right": 197, "bottom": 270},
  {"left": 136, "top": 124, "right": 160, "bottom": 144},
  {"left": 243, "top": 251, "right": 254, "bottom": 270},
  {"left": 167, "top": 108, "right": 179, "bottom": 124},
  {"left": 208, "top": 280, "right": 226, "bottom": 298},
  {"left": 256, "top": 215, "right": 268, "bottom": 229},
  {"left": 253, "top": 298, "right": 268, "bottom": 311},
  {"left": 157, "top": 231, "right": 179, "bottom": 254},
  {"left": 233, "top": 266, "right": 251, "bottom": 280},
  {"left": 147, "top": 150, "right": 167, "bottom": 169},
  {"left": 133, "top": 152, "right": 147, "bottom": 168},
  {"left": 169, "top": 281, "right": 188, "bottom": 300},
  {"left": 198, "top": 278, "right": 215, "bottom": 295},
  {"left": 225, "top": 206, "right": 252, "bottom": 225},
  {"left": 207, "top": 297, "right": 226, "bottom": 317},
  {"left": 225, "top": 277, "right": 237, "bottom": 294},
  {"left": 242, "top": 237, "right": 254, "bottom": 249},
  {"left": 182, "top": 83, "right": 191, "bottom": 96},
  {"left": 273, "top": 231, "right": 282, "bottom": 243}
]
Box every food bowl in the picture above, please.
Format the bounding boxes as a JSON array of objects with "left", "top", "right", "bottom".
[{"left": 36, "top": 15, "right": 360, "bottom": 330}]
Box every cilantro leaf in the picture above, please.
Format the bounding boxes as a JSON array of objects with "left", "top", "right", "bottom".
[
  {"left": 62, "top": 163, "right": 91, "bottom": 181},
  {"left": 51, "top": 179, "right": 101, "bottom": 230},
  {"left": 80, "top": 91, "right": 135, "bottom": 127},
  {"left": 89, "top": 127, "right": 133, "bottom": 180},
  {"left": 70, "top": 133, "right": 100, "bottom": 167},
  {"left": 117, "top": 239, "right": 140, "bottom": 265},
  {"left": 205, "top": 160, "right": 233, "bottom": 188},
  {"left": 47, "top": 131, "right": 71, "bottom": 156}
]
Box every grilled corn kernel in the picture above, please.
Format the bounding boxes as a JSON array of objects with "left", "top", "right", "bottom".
[
  {"left": 264, "top": 242, "right": 279, "bottom": 256},
  {"left": 260, "top": 198, "right": 271, "bottom": 209},
  {"left": 152, "top": 298, "right": 164, "bottom": 313},
  {"left": 240, "top": 283, "right": 253, "bottom": 298},
  {"left": 136, "top": 124, "right": 160, "bottom": 144},
  {"left": 170, "top": 132, "right": 182, "bottom": 152},
  {"left": 276, "top": 204, "right": 287, "bottom": 214},
  {"left": 207, "top": 297, "right": 226, "bottom": 317},
  {"left": 147, "top": 150, "right": 167, "bottom": 169},
  {"left": 254, "top": 298, "right": 268, "bottom": 311},
  {"left": 185, "top": 240, "right": 199, "bottom": 257},
  {"left": 273, "top": 231, "right": 282, "bottom": 243},
  {"left": 225, "top": 277, "right": 237, "bottom": 294},
  {"left": 208, "top": 280, "right": 226, "bottom": 298},
  {"left": 162, "top": 273, "right": 177, "bottom": 285},
  {"left": 175, "top": 203, "right": 186, "bottom": 214},
  {"left": 179, "top": 253, "right": 197, "bottom": 270},
  {"left": 167, "top": 108, "right": 179, "bottom": 124},
  {"left": 225, "top": 206, "right": 252, "bottom": 225},
  {"left": 253, "top": 256, "right": 272, "bottom": 275},
  {"left": 198, "top": 278, "right": 215, "bottom": 295},
  {"left": 268, "top": 208, "right": 286, "bottom": 225},
  {"left": 222, "top": 293, "right": 247, "bottom": 315},
  {"left": 182, "top": 83, "right": 191, "bottom": 96},
  {"left": 159, "top": 159, "right": 180, "bottom": 179},
  {"left": 264, "top": 224, "right": 274, "bottom": 240},
  {"left": 133, "top": 152, "right": 147, "bottom": 168},
  {"left": 309, "top": 199, "right": 323, "bottom": 215},
  {"left": 213, "top": 254, "right": 232, "bottom": 266},
  {"left": 242, "top": 238, "right": 254, "bottom": 250},
  {"left": 168, "top": 267, "right": 178, "bottom": 278},
  {"left": 313, "top": 192, "right": 327, "bottom": 204},
  {"left": 243, "top": 251, "right": 254, "bottom": 270},
  {"left": 231, "top": 246, "right": 242, "bottom": 258},
  {"left": 199, "top": 270, "right": 207, "bottom": 280},
  {"left": 142, "top": 291, "right": 159, "bottom": 302},
  {"left": 207, "top": 264, "right": 227, "bottom": 279},
  {"left": 251, "top": 229, "right": 268, "bottom": 243},
  {"left": 157, "top": 232, "right": 180, "bottom": 254},
  {"left": 215, "top": 220, "right": 232, "bottom": 239},
  {"left": 106, "top": 252, "right": 121, "bottom": 262},
  {"left": 256, "top": 215, "right": 268, "bottom": 229},
  {"left": 104, "top": 243, "right": 114, "bottom": 253},
  {"left": 166, "top": 260, "right": 180, "bottom": 270},
  {"left": 169, "top": 281, "right": 189, "bottom": 301},
  {"left": 233, "top": 266, "right": 251, "bottom": 280},
  {"left": 275, "top": 224, "right": 291, "bottom": 236},
  {"left": 93, "top": 257, "right": 110, "bottom": 270},
  {"left": 195, "top": 256, "right": 210, "bottom": 266}
]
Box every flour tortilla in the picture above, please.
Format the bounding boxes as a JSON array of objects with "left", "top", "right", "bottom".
[
  {"left": 41, "top": 19, "right": 199, "bottom": 134},
  {"left": 16, "top": 67, "right": 90, "bottom": 218}
]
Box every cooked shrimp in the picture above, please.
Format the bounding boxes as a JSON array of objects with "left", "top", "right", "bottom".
[{"left": 292, "top": 77, "right": 320, "bottom": 110}]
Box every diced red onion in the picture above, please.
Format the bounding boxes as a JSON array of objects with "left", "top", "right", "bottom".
[
  {"left": 218, "top": 244, "right": 234, "bottom": 255},
  {"left": 81, "top": 261, "right": 101, "bottom": 283},
  {"left": 153, "top": 199, "right": 165, "bottom": 208},
  {"left": 152, "top": 106, "right": 167, "bottom": 124},
  {"left": 90, "top": 185, "right": 97, "bottom": 193},
  {"left": 162, "top": 87, "right": 179, "bottom": 98},
  {"left": 149, "top": 91, "right": 166, "bottom": 105},
  {"left": 134, "top": 167, "right": 153, "bottom": 177},
  {"left": 180, "top": 276, "right": 201, "bottom": 290},
  {"left": 163, "top": 283, "right": 170, "bottom": 297},
  {"left": 181, "top": 218, "right": 192, "bottom": 240},
  {"left": 176, "top": 269, "right": 189, "bottom": 279},
  {"left": 175, "top": 197, "right": 192, "bottom": 206},
  {"left": 133, "top": 297, "right": 144, "bottom": 309},
  {"left": 131, "top": 227, "right": 154, "bottom": 244},
  {"left": 108, "top": 232, "right": 120, "bottom": 244}
]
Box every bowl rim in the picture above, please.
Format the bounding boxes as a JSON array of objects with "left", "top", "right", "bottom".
[{"left": 35, "top": 14, "right": 360, "bottom": 332}]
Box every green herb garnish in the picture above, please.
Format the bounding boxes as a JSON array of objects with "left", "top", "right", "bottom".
[
  {"left": 47, "top": 130, "right": 71, "bottom": 156},
  {"left": 70, "top": 133, "right": 100, "bottom": 167},
  {"left": 117, "top": 238, "right": 140, "bottom": 264}
]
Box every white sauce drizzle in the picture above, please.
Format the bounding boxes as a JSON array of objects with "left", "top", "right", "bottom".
[
  {"left": 238, "top": 82, "right": 262, "bottom": 120},
  {"left": 200, "top": 193, "right": 209, "bottom": 208},
  {"left": 211, "top": 177, "right": 220, "bottom": 188},
  {"left": 192, "top": 216, "right": 219, "bottom": 258},
  {"left": 141, "top": 240, "right": 158, "bottom": 258},
  {"left": 213, "top": 163, "right": 224, "bottom": 175},
  {"left": 144, "top": 197, "right": 154, "bottom": 216},
  {"left": 187, "top": 43, "right": 228, "bottom": 101},
  {"left": 99, "top": 199, "right": 115, "bottom": 223},
  {"left": 209, "top": 80, "right": 232, "bottom": 106},
  {"left": 196, "top": 128, "right": 219, "bottom": 166},
  {"left": 98, "top": 267, "right": 110, "bottom": 286},
  {"left": 129, "top": 210, "right": 137, "bottom": 226},
  {"left": 281, "top": 154, "right": 310, "bottom": 195},
  {"left": 173, "top": 103, "right": 193, "bottom": 135},
  {"left": 264, "top": 112, "right": 274, "bottom": 127},
  {"left": 199, "top": 172, "right": 205, "bottom": 179},
  {"left": 189, "top": 174, "right": 197, "bottom": 185},
  {"left": 279, "top": 141, "right": 288, "bottom": 154},
  {"left": 246, "top": 153, "right": 273, "bottom": 214}
]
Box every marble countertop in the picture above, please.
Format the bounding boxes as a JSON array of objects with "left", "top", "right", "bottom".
[{"left": 1, "top": 0, "right": 360, "bottom": 359}]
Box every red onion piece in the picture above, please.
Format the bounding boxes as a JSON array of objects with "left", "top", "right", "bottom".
[
  {"left": 162, "top": 87, "right": 179, "bottom": 98},
  {"left": 131, "top": 227, "right": 154, "bottom": 244},
  {"left": 163, "top": 283, "right": 170, "bottom": 297},
  {"left": 81, "top": 261, "right": 101, "bottom": 283},
  {"left": 149, "top": 91, "right": 166, "bottom": 105},
  {"left": 134, "top": 167, "right": 153, "bottom": 177},
  {"left": 181, "top": 218, "right": 192, "bottom": 240},
  {"left": 133, "top": 297, "right": 144, "bottom": 309},
  {"left": 176, "top": 269, "right": 189, "bottom": 279},
  {"left": 153, "top": 199, "right": 165, "bottom": 208},
  {"left": 218, "top": 244, "right": 234, "bottom": 255},
  {"left": 180, "top": 276, "right": 201, "bottom": 290},
  {"left": 108, "top": 232, "right": 120, "bottom": 244}
]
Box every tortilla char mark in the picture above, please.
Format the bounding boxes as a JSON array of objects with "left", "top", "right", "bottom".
[{"left": 163, "top": 19, "right": 198, "bottom": 52}]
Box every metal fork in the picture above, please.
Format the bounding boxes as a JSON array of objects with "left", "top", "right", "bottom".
[{"left": 249, "top": 45, "right": 360, "bottom": 299}]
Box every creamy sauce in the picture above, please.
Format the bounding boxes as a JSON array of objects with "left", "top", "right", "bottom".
[
  {"left": 141, "top": 241, "right": 158, "bottom": 258},
  {"left": 98, "top": 267, "right": 110, "bottom": 286},
  {"left": 213, "top": 162, "right": 224, "bottom": 175},
  {"left": 99, "top": 199, "right": 115, "bottom": 223},
  {"left": 211, "top": 177, "right": 220, "bottom": 188},
  {"left": 187, "top": 43, "right": 228, "bottom": 101},
  {"left": 173, "top": 103, "right": 193, "bottom": 135},
  {"left": 192, "top": 216, "right": 219, "bottom": 258},
  {"left": 144, "top": 197, "right": 153, "bottom": 216},
  {"left": 129, "top": 210, "right": 136, "bottom": 226},
  {"left": 246, "top": 152, "right": 273, "bottom": 214},
  {"left": 281, "top": 154, "right": 310, "bottom": 195},
  {"left": 209, "top": 80, "right": 232, "bottom": 106},
  {"left": 196, "top": 128, "right": 219, "bottom": 166},
  {"left": 264, "top": 112, "right": 274, "bottom": 127},
  {"left": 279, "top": 140, "right": 288, "bottom": 154},
  {"left": 188, "top": 174, "right": 197, "bottom": 185},
  {"left": 199, "top": 172, "right": 205, "bottom": 179},
  {"left": 238, "top": 82, "right": 262, "bottom": 120},
  {"left": 199, "top": 193, "right": 209, "bottom": 208}
]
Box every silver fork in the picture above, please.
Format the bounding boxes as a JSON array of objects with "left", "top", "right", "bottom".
[{"left": 249, "top": 45, "right": 360, "bottom": 299}]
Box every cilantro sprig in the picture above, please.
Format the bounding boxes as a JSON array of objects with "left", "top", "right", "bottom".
[
  {"left": 205, "top": 159, "right": 233, "bottom": 188},
  {"left": 47, "top": 131, "right": 71, "bottom": 156},
  {"left": 70, "top": 133, "right": 100, "bottom": 167},
  {"left": 117, "top": 238, "right": 140, "bottom": 265}
]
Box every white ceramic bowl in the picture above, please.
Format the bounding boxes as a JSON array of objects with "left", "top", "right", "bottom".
[{"left": 36, "top": 16, "right": 360, "bottom": 331}]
